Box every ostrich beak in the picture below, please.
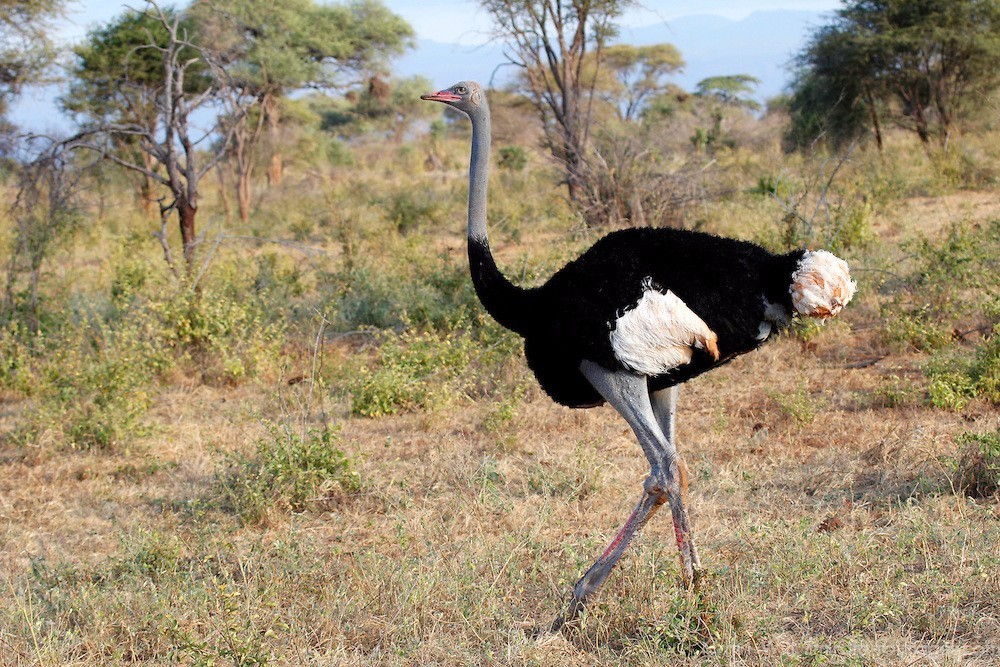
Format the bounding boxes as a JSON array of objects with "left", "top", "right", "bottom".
[{"left": 421, "top": 89, "right": 461, "bottom": 103}]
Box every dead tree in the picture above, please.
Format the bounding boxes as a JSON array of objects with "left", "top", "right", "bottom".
[
  {"left": 481, "top": 0, "right": 627, "bottom": 224},
  {"left": 2, "top": 141, "right": 83, "bottom": 333}
]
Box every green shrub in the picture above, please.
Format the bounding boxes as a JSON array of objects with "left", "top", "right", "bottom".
[
  {"left": 777, "top": 199, "right": 872, "bottom": 254},
  {"left": 880, "top": 220, "right": 999, "bottom": 357},
  {"left": 149, "top": 287, "right": 285, "bottom": 385},
  {"left": 0, "top": 321, "right": 37, "bottom": 395},
  {"left": 383, "top": 189, "right": 441, "bottom": 235},
  {"left": 349, "top": 328, "right": 479, "bottom": 417},
  {"left": 331, "top": 251, "right": 482, "bottom": 333},
  {"left": 8, "top": 266, "right": 291, "bottom": 450},
  {"left": 749, "top": 174, "right": 793, "bottom": 200},
  {"left": 217, "top": 424, "right": 359, "bottom": 525},
  {"left": 110, "top": 255, "right": 149, "bottom": 305},
  {"left": 881, "top": 306, "right": 954, "bottom": 353},
  {"left": 934, "top": 149, "right": 1000, "bottom": 190},
  {"left": 16, "top": 323, "right": 160, "bottom": 450},
  {"left": 766, "top": 385, "right": 820, "bottom": 426},
  {"left": 873, "top": 375, "right": 920, "bottom": 408},
  {"left": 497, "top": 145, "right": 527, "bottom": 171},
  {"left": 926, "top": 327, "right": 1000, "bottom": 410},
  {"left": 952, "top": 429, "right": 1000, "bottom": 498}
]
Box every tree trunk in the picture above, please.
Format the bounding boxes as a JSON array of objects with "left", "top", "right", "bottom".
[
  {"left": 265, "top": 94, "right": 283, "bottom": 187},
  {"left": 178, "top": 197, "right": 198, "bottom": 274},
  {"left": 863, "top": 88, "right": 884, "bottom": 151},
  {"left": 911, "top": 94, "right": 931, "bottom": 146},
  {"left": 216, "top": 163, "right": 232, "bottom": 226},
  {"left": 268, "top": 152, "right": 282, "bottom": 187},
  {"left": 140, "top": 150, "right": 157, "bottom": 218},
  {"left": 237, "top": 169, "right": 251, "bottom": 223}
]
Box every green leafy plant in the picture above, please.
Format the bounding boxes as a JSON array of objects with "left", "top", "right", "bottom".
[
  {"left": 332, "top": 253, "right": 481, "bottom": 333},
  {"left": 149, "top": 287, "right": 285, "bottom": 385},
  {"left": 217, "top": 424, "right": 359, "bottom": 525},
  {"left": 384, "top": 189, "right": 440, "bottom": 235},
  {"left": 953, "top": 429, "right": 1000, "bottom": 498},
  {"left": 766, "top": 385, "right": 820, "bottom": 426},
  {"left": 349, "top": 329, "right": 478, "bottom": 417},
  {"left": 926, "top": 327, "right": 1000, "bottom": 410},
  {"left": 14, "top": 322, "right": 161, "bottom": 450},
  {"left": 497, "top": 145, "right": 527, "bottom": 171},
  {"left": 881, "top": 305, "right": 954, "bottom": 353}
]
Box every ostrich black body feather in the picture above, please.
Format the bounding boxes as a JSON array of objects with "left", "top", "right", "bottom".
[{"left": 473, "top": 228, "right": 805, "bottom": 408}]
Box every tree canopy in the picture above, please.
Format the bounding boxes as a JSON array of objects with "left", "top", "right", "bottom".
[
  {"left": 480, "top": 0, "right": 635, "bottom": 223},
  {"left": 197, "top": 0, "right": 413, "bottom": 93},
  {"left": 788, "top": 0, "right": 1000, "bottom": 151},
  {"left": 599, "top": 43, "right": 684, "bottom": 121},
  {"left": 193, "top": 0, "right": 413, "bottom": 185},
  {"left": 63, "top": 8, "right": 207, "bottom": 128},
  {"left": 0, "top": 0, "right": 64, "bottom": 118},
  {"left": 696, "top": 75, "right": 761, "bottom": 110}
]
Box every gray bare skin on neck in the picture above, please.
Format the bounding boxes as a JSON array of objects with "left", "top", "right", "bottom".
[{"left": 466, "top": 93, "right": 490, "bottom": 244}]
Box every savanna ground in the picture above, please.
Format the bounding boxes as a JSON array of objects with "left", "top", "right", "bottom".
[{"left": 0, "top": 116, "right": 998, "bottom": 666}]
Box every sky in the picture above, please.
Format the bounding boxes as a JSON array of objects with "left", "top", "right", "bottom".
[
  {"left": 388, "top": 0, "right": 841, "bottom": 44},
  {"left": 12, "top": 0, "right": 842, "bottom": 133},
  {"left": 54, "top": 0, "right": 842, "bottom": 44}
]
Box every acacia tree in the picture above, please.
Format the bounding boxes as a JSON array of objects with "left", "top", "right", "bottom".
[
  {"left": 0, "top": 0, "right": 64, "bottom": 123},
  {"left": 481, "top": 0, "right": 631, "bottom": 223},
  {"left": 789, "top": 0, "right": 1000, "bottom": 150},
  {"left": 193, "top": 0, "right": 412, "bottom": 219},
  {"left": 599, "top": 43, "right": 683, "bottom": 122},
  {"left": 67, "top": 2, "right": 254, "bottom": 276},
  {"left": 692, "top": 74, "right": 760, "bottom": 151},
  {"left": 786, "top": 24, "right": 881, "bottom": 151}
]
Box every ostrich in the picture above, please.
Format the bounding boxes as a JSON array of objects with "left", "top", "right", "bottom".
[{"left": 421, "top": 81, "right": 856, "bottom": 630}]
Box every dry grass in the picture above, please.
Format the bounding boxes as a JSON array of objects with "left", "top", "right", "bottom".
[
  {"left": 2, "top": 320, "right": 997, "bottom": 665},
  {"left": 1, "top": 131, "right": 998, "bottom": 665}
]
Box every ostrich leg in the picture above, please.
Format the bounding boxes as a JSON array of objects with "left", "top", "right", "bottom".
[
  {"left": 650, "top": 385, "right": 702, "bottom": 587},
  {"left": 551, "top": 362, "right": 692, "bottom": 631}
]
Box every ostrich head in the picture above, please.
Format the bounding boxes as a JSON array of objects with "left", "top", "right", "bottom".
[
  {"left": 420, "top": 81, "right": 486, "bottom": 115},
  {"left": 790, "top": 250, "right": 857, "bottom": 320}
]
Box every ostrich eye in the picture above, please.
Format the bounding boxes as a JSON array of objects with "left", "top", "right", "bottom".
[{"left": 456, "top": 86, "right": 467, "bottom": 94}]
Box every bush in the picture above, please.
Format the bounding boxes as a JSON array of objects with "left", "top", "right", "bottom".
[
  {"left": 349, "top": 328, "right": 479, "bottom": 417},
  {"left": 881, "top": 306, "right": 954, "bottom": 353},
  {"left": 7, "top": 266, "right": 290, "bottom": 451},
  {"left": 0, "top": 321, "right": 38, "bottom": 395},
  {"left": 14, "top": 322, "right": 161, "bottom": 450},
  {"left": 383, "top": 189, "right": 441, "bottom": 235},
  {"left": 926, "top": 327, "right": 1000, "bottom": 410},
  {"left": 217, "top": 424, "right": 359, "bottom": 525},
  {"left": 497, "top": 145, "right": 527, "bottom": 171},
  {"left": 148, "top": 285, "right": 285, "bottom": 385},
  {"left": 330, "top": 250, "right": 483, "bottom": 333},
  {"left": 953, "top": 430, "right": 1000, "bottom": 498},
  {"left": 880, "top": 220, "right": 999, "bottom": 356}
]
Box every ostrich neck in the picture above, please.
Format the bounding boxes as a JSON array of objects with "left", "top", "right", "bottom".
[
  {"left": 462, "top": 102, "right": 533, "bottom": 335},
  {"left": 468, "top": 106, "right": 491, "bottom": 242}
]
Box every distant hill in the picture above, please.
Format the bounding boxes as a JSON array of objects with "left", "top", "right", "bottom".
[{"left": 398, "top": 9, "right": 832, "bottom": 103}]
